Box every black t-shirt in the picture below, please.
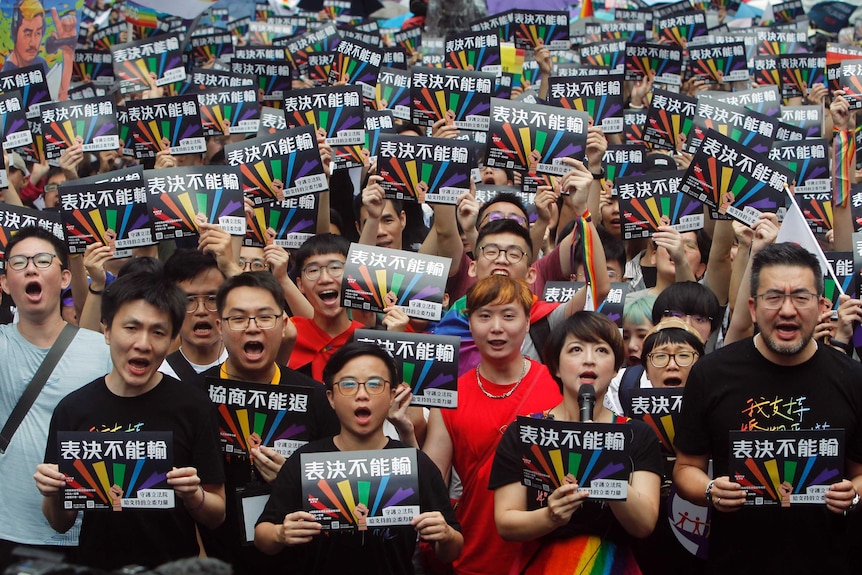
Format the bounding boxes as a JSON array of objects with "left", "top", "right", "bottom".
[
  {"left": 45, "top": 375, "right": 224, "bottom": 570},
  {"left": 488, "top": 415, "right": 663, "bottom": 546},
  {"left": 257, "top": 437, "right": 460, "bottom": 575},
  {"left": 197, "top": 363, "right": 340, "bottom": 575},
  {"left": 675, "top": 339, "right": 862, "bottom": 575}
]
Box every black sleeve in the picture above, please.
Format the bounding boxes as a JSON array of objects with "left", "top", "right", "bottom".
[
  {"left": 192, "top": 400, "right": 227, "bottom": 485},
  {"left": 409, "top": 0, "right": 428, "bottom": 16},
  {"left": 418, "top": 450, "right": 460, "bottom": 532},
  {"left": 672, "top": 361, "right": 712, "bottom": 456},
  {"left": 257, "top": 442, "right": 320, "bottom": 526},
  {"left": 310, "top": 384, "right": 341, "bottom": 438},
  {"left": 44, "top": 400, "right": 67, "bottom": 464},
  {"left": 488, "top": 423, "right": 524, "bottom": 491},
  {"left": 627, "top": 419, "right": 665, "bottom": 477}
]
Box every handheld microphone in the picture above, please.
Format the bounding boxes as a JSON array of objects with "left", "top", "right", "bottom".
[{"left": 578, "top": 384, "right": 596, "bottom": 422}]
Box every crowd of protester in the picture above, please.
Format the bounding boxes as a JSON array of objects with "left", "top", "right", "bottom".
[{"left": 3, "top": 0, "right": 862, "bottom": 574}]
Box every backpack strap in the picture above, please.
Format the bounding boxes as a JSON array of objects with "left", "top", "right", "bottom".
[
  {"left": 528, "top": 315, "right": 552, "bottom": 356},
  {"left": 617, "top": 365, "right": 645, "bottom": 417},
  {"left": 165, "top": 350, "right": 200, "bottom": 384}
]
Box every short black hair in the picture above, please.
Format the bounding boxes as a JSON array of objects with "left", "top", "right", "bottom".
[
  {"left": 293, "top": 233, "right": 350, "bottom": 275},
  {"left": 751, "top": 242, "right": 823, "bottom": 297},
  {"left": 101, "top": 271, "right": 186, "bottom": 338},
  {"left": 475, "top": 218, "right": 533, "bottom": 263},
  {"left": 216, "top": 271, "right": 286, "bottom": 315},
  {"left": 164, "top": 249, "right": 223, "bottom": 285},
  {"left": 542, "top": 311, "right": 625, "bottom": 392},
  {"left": 641, "top": 326, "right": 706, "bottom": 366},
  {"left": 3, "top": 225, "right": 68, "bottom": 270},
  {"left": 652, "top": 281, "right": 722, "bottom": 333},
  {"left": 322, "top": 341, "right": 400, "bottom": 391},
  {"left": 117, "top": 256, "right": 163, "bottom": 277},
  {"left": 329, "top": 208, "right": 345, "bottom": 235},
  {"left": 475, "top": 192, "right": 529, "bottom": 230}
]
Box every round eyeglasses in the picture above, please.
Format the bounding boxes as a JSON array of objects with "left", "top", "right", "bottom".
[
  {"left": 647, "top": 351, "right": 699, "bottom": 368},
  {"left": 333, "top": 378, "right": 390, "bottom": 396}
]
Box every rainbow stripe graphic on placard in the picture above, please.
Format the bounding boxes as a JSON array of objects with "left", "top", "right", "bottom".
[
  {"left": 691, "top": 156, "right": 784, "bottom": 212},
  {"left": 331, "top": 50, "right": 380, "bottom": 87},
  {"left": 736, "top": 457, "right": 840, "bottom": 502},
  {"left": 446, "top": 42, "right": 501, "bottom": 71},
  {"left": 131, "top": 118, "right": 200, "bottom": 153},
  {"left": 376, "top": 82, "right": 410, "bottom": 114},
  {"left": 191, "top": 42, "right": 232, "bottom": 63},
  {"left": 411, "top": 72, "right": 493, "bottom": 127},
  {"left": 580, "top": 47, "right": 624, "bottom": 71},
  {"left": 660, "top": 18, "right": 705, "bottom": 47},
  {"left": 346, "top": 265, "right": 443, "bottom": 310},
  {"left": 302, "top": 447, "right": 419, "bottom": 530},
  {"left": 150, "top": 187, "right": 243, "bottom": 237},
  {"left": 645, "top": 109, "right": 694, "bottom": 152},
  {"left": 554, "top": 91, "right": 623, "bottom": 132},
  {"left": 66, "top": 457, "right": 168, "bottom": 505},
  {"left": 522, "top": 443, "right": 627, "bottom": 492},
  {"left": 245, "top": 199, "right": 316, "bottom": 248},
  {"left": 799, "top": 194, "right": 834, "bottom": 233},
  {"left": 199, "top": 97, "right": 258, "bottom": 136},
  {"left": 689, "top": 51, "right": 748, "bottom": 83},
  {"left": 0, "top": 110, "right": 26, "bottom": 144},
  {"left": 94, "top": 32, "right": 125, "bottom": 51},
  {"left": 753, "top": 62, "right": 781, "bottom": 87},
  {"left": 641, "top": 412, "right": 676, "bottom": 453},
  {"left": 379, "top": 156, "right": 470, "bottom": 202},
  {"left": 690, "top": 120, "right": 770, "bottom": 155},
  {"left": 72, "top": 58, "right": 113, "bottom": 85},
  {"left": 115, "top": 52, "right": 184, "bottom": 91},
  {"left": 488, "top": 113, "right": 587, "bottom": 172},
  {"left": 623, "top": 190, "right": 703, "bottom": 235},
  {"left": 286, "top": 104, "right": 364, "bottom": 170},
  {"left": 309, "top": 476, "right": 414, "bottom": 526},
  {"left": 216, "top": 403, "right": 308, "bottom": 456},
  {"left": 402, "top": 357, "right": 455, "bottom": 397},
  {"left": 64, "top": 204, "right": 151, "bottom": 252},
  {"left": 514, "top": 21, "right": 569, "bottom": 49},
  {"left": 43, "top": 116, "right": 116, "bottom": 159},
  {"left": 781, "top": 64, "right": 826, "bottom": 97},
  {"left": 625, "top": 51, "right": 681, "bottom": 82}
]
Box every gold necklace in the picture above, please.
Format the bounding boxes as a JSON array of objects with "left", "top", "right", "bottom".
[{"left": 476, "top": 358, "right": 529, "bottom": 399}]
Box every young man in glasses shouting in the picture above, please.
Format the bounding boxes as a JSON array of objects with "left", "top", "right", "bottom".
[
  {"left": 0, "top": 227, "right": 113, "bottom": 562},
  {"left": 288, "top": 234, "right": 365, "bottom": 382},
  {"left": 674, "top": 243, "right": 862, "bottom": 575},
  {"left": 255, "top": 342, "right": 462, "bottom": 573},
  {"left": 197, "top": 271, "right": 339, "bottom": 575}
]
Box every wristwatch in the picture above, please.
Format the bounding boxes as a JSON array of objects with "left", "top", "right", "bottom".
[
  {"left": 590, "top": 167, "right": 606, "bottom": 180},
  {"left": 705, "top": 480, "right": 715, "bottom": 506},
  {"left": 847, "top": 490, "right": 860, "bottom": 516}
]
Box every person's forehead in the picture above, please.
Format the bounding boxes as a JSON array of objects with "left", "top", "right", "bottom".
[
  {"left": 336, "top": 355, "right": 389, "bottom": 378},
  {"left": 476, "top": 301, "right": 525, "bottom": 313},
  {"left": 380, "top": 200, "right": 401, "bottom": 217},
  {"left": 179, "top": 268, "right": 223, "bottom": 292},
  {"left": 224, "top": 286, "right": 279, "bottom": 309},
  {"left": 114, "top": 299, "right": 171, "bottom": 326},
  {"left": 757, "top": 264, "right": 818, "bottom": 290},
  {"left": 8, "top": 237, "right": 56, "bottom": 257},
  {"left": 239, "top": 246, "right": 265, "bottom": 258},
  {"left": 303, "top": 252, "right": 346, "bottom": 266},
  {"left": 479, "top": 233, "right": 529, "bottom": 251},
  {"left": 485, "top": 201, "right": 525, "bottom": 218}
]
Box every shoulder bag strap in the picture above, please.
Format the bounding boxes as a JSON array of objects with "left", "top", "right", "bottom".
[{"left": 0, "top": 323, "right": 79, "bottom": 454}]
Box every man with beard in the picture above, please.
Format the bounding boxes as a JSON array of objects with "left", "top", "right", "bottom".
[{"left": 673, "top": 242, "right": 862, "bottom": 574}]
